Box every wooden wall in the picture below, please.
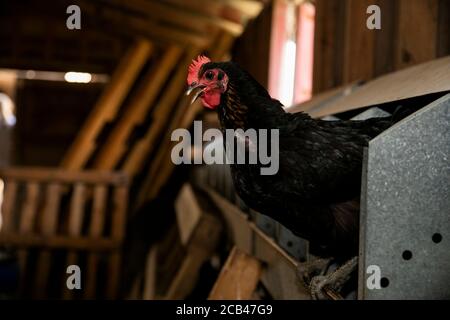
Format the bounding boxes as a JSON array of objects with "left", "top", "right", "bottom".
[{"left": 313, "top": 0, "right": 450, "bottom": 94}]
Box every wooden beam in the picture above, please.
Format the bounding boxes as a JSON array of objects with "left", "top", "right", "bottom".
[
  {"left": 105, "top": 0, "right": 244, "bottom": 36},
  {"left": 122, "top": 47, "right": 204, "bottom": 176},
  {"left": 61, "top": 39, "right": 152, "bottom": 170},
  {"left": 81, "top": 0, "right": 211, "bottom": 48},
  {"left": 92, "top": 45, "right": 183, "bottom": 171},
  {"left": 208, "top": 246, "right": 262, "bottom": 300}
]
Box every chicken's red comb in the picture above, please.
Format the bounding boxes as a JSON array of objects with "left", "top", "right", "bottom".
[{"left": 187, "top": 55, "right": 211, "bottom": 85}]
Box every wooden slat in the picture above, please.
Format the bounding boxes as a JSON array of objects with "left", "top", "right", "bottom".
[
  {"left": 395, "top": 0, "right": 439, "bottom": 70},
  {"left": 142, "top": 245, "right": 158, "bottom": 300},
  {"left": 111, "top": 186, "right": 128, "bottom": 240},
  {"left": 342, "top": 0, "right": 376, "bottom": 83},
  {"left": 34, "top": 183, "right": 62, "bottom": 298},
  {"left": 175, "top": 184, "right": 203, "bottom": 245},
  {"left": 84, "top": 185, "right": 108, "bottom": 299},
  {"left": 165, "top": 214, "right": 222, "bottom": 299},
  {"left": 312, "top": 0, "right": 346, "bottom": 93},
  {"left": 19, "top": 182, "right": 40, "bottom": 233},
  {"left": 92, "top": 45, "right": 183, "bottom": 170},
  {"left": 61, "top": 39, "right": 152, "bottom": 170},
  {"left": 104, "top": 186, "right": 128, "bottom": 299},
  {"left": 286, "top": 81, "right": 362, "bottom": 114},
  {"left": 206, "top": 190, "right": 310, "bottom": 299},
  {"left": 308, "top": 56, "right": 450, "bottom": 118},
  {"left": 208, "top": 246, "right": 262, "bottom": 300},
  {"left": 63, "top": 183, "right": 87, "bottom": 299},
  {"left": 0, "top": 180, "right": 18, "bottom": 232},
  {"left": 17, "top": 182, "right": 40, "bottom": 295},
  {"left": 0, "top": 167, "right": 128, "bottom": 185}
]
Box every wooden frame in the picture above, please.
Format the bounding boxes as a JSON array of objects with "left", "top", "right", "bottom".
[{"left": 0, "top": 167, "right": 129, "bottom": 299}]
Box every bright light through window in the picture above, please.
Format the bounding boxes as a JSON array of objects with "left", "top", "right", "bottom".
[
  {"left": 64, "top": 72, "right": 92, "bottom": 83},
  {"left": 279, "top": 39, "right": 297, "bottom": 106}
]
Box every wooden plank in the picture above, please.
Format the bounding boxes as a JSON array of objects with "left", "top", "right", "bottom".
[
  {"left": 373, "top": 0, "right": 397, "bottom": 77},
  {"left": 251, "top": 223, "right": 310, "bottom": 300},
  {"left": 142, "top": 245, "right": 158, "bottom": 300},
  {"left": 19, "top": 182, "right": 40, "bottom": 234},
  {"left": 63, "top": 183, "right": 87, "bottom": 299},
  {"left": 165, "top": 214, "right": 222, "bottom": 299},
  {"left": 17, "top": 182, "right": 40, "bottom": 295},
  {"left": 0, "top": 167, "right": 128, "bottom": 185},
  {"left": 205, "top": 191, "right": 310, "bottom": 299},
  {"left": 312, "top": 0, "right": 346, "bottom": 93},
  {"left": 342, "top": 0, "right": 376, "bottom": 83},
  {"left": 0, "top": 233, "right": 120, "bottom": 250},
  {"left": 395, "top": 0, "right": 439, "bottom": 70},
  {"left": 61, "top": 39, "right": 152, "bottom": 170},
  {"left": 0, "top": 180, "right": 18, "bottom": 232},
  {"left": 286, "top": 81, "right": 362, "bottom": 114},
  {"left": 111, "top": 186, "right": 128, "bottom": 240},
  {"left": 308, "top": 56, "right": 450, "bottom": 118},
  {"left": 107, "top": 0, "right": 244, "bottom": 36},
  {"left": 34, "top": 183, "right": 62, "bottom": 298},
  {"left": 175, "top": 184, "right": 203, "bottom": 245},
  {"left": 106, "top": 252, "right": 122, "bottom": 299},
  {"left": 104, "top": 185, "right": 128, "bottom": 299},
  {"left": 92, "top": 45, "right": 183, "bottom": 170},
  {"left": 208, "top": 246, "right": 262, "bottom": 300},
  {"left": 204, "top": 188, "right": 252, "bottom": 254},
  {"left": 84, "top": 185, "right": 107, "bottom": 299}
]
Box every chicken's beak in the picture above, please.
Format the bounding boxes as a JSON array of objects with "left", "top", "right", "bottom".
[{"left": 186, "top": 83, "right": 206, "bottom": 104}]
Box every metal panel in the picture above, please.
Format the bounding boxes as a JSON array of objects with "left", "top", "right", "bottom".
[{"left": 359, "top": 94, "right": 450, "bottom": 299}]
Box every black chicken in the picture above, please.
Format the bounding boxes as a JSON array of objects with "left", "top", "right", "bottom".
[{"left": 186, "top": 56, "right": 410, "bottom": 298}]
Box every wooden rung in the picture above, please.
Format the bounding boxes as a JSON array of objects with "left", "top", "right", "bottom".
[
  {"left": 208, "top": 247, "right": 262, "bottom": 300},
  {"left": 1, "top": 180, "right": 18, "bottom": 232}
]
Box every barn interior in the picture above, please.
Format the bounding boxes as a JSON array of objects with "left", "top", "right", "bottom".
[{"left": 0, "top": 0, "right": 449, "bottom": 300}]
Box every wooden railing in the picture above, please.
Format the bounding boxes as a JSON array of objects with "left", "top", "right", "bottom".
[{"left": 0, "top": 167, "right": 128, "bottom": 299}]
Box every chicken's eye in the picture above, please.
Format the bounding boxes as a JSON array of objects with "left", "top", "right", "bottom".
[{"left": 205, "top": 71, "right": 214, "bottom": 80}]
